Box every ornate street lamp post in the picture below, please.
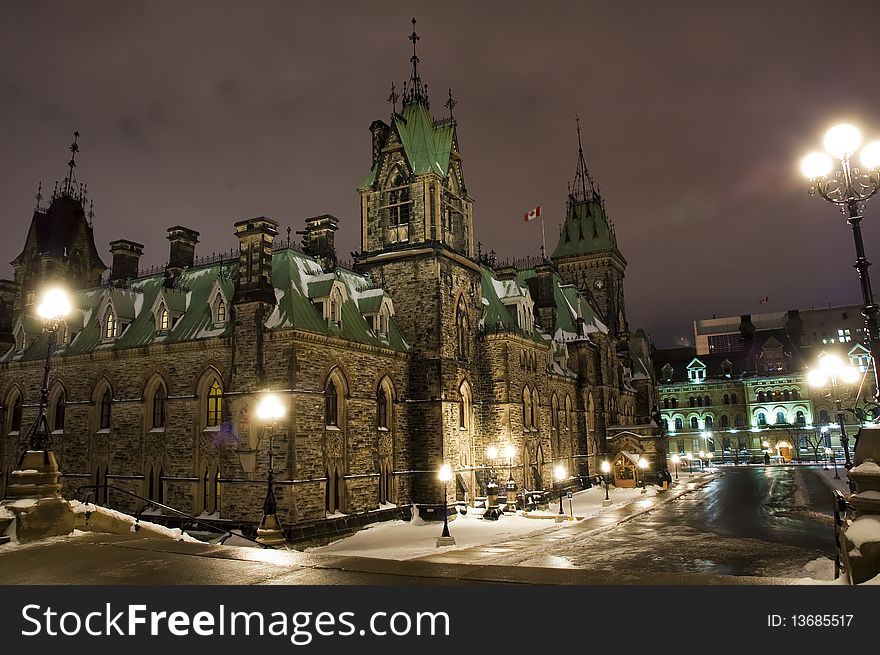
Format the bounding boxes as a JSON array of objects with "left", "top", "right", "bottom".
[
  {"left": 554, "top": 464, "right": 566, "bottom": 515},
  {"left": 255, "top": 392, "right": 286, "bottom": 546},
  {"left": 27, "top": 287, "right": 72, "bottom": 457},
  {"left": 801, "top": 124, "right": 880, "bottom": 398},
  {"left": 503, "top": 444, "right": 517, "bottom": 513},
  {"left": 436, "top": 464, "right": 455, "bottom": 546},
  {"left": 638, "top": 457, "right": 649, "bottom": 494},
  {"left": 808, "top": 353, "right": 860, "bottom": 469},
  {"left": 670, "top": 454, "right": 680, "bottom": 482},
  {"left": 600, "top": 460, "right": 612, "bottom": 506}
]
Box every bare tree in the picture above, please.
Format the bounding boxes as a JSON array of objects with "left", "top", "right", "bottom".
[{"left": 784, "top": 424, "right": 824, "bottom": 463}]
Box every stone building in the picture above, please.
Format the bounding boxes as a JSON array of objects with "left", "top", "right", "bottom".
[
  {"left": 0, "top": 29, "right": 662, "bottom": 537},
  {"left": 655, "top": 312, "right": 877, "bottom": 466}
]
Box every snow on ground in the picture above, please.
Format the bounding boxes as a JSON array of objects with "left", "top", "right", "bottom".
[
  {"left": 814, "top": 464, "right": 853, "bottom": 497},
  {"left": 69, "top": 500, "right": 201, "bottom": 542},
  {"left": 308, "top": 483, "right": 661, "bottom": 560}
]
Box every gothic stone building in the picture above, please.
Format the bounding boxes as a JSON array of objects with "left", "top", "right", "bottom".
[{"left": 0, "top": 40, "right": 662, "bottom": 535}]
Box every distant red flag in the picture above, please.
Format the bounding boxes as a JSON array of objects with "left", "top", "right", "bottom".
[{"left": 524, "top": 205, "right": 542, "bottom": 222}]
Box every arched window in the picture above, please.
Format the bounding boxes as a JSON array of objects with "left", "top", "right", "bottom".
[
  {"left": 731, "top": 393, "right": 738, "bottom": 404},
  {"left": 688, "top": 397, "right": 695, "bottom": 408},
  {"left": 661, "top": 418, "right": 669, "bottom": 431},
  {"left": 377, "top": 385, "right": 389, "bottom": 430},
  {"left": 104, "top": 308, "right": 117, "bottom": 339},
  {"left": 522, "top": 386, "right": 531, "bottom": 430},
  {"left": 675, "top": 417, "right": 684, "bottom": 430},
  {"left": 329, "top": 288, "right": 343, "bottom": 326},
  {"left": 550, "top": 394, "right": 559, "bottom": 432},
  {"left": 696, "top": 396, "right": 703, "bottom": 407},
  {"left": 564, "top": 396, "right": 573, "bottom": 430},
  {"left": 9, "top": 394, "right": 22, "bottom": 433},
  {"left": 206, "top": 380, "right": 223, "bottom": 427},
  {"left": 387, "top": 174, "right": 411, "bottom": 227},
  {"left": 757, "top": 412, "right": 767, "bottom": 426},
  {"left": 456, "top": 298, "right": 469, "bottom": 361},
  {"left": 52, "top": 390, "right": 66, "bottom": 432},
  {"left": 690, "top": 417, "right": 699, "bottom": 429},
  {"left": 159, "top": 305, "right": 169, "bottom": 331},
  {"left": 531, "top": 389, "right": 540, "bottom": 432},
  {"left": 819, "top": 409, "right": 830, "bottom": 424},
  {"left": 757, "top": 391, "right": 765, "bottom": 403},
  {"left": 720, "top": 415, "right": 729, "bottom": 428},
  {"left": 99, "top": 390, "right": 112, "bottom": 429},
  {"left": 796, "top": 410, "right": 806, "bottom": 426},
  {"left": 152, "top": 384, "right": 167, "bottom": 429},
  {"left": 459, "top": 381, "right": 472, "bottom": 431},
  {"left": 703, "top": 395, "right": 711, "bottom": 407},
  {"left": 704, "top": 415, "right": 714, "bottom": 428},
  {"left": 325, "top": 379, "right": 340, "bottom": 427},
  {"left": 663, "top": 398, "right": 669, "bottom": 409},
  {"left": 671, "top": 398, "right": 678, "bottom": 408},
  {"left": 735, "top": 414, "right": 745, "bottom": 427},
  {"left": 216, "top": 297, "right": 226, "bottom": 323},
  {"left": 776, "top": 411, "right": 786, "bottom": 425},
  {"left": 783, "top": 390, "right": 791, "bottom": 401},
  {"left": 792, "top": 389, "right": 800, "bottom": 400}
]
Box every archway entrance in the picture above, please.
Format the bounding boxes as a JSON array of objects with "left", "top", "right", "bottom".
[{"left": 776, "top": 441, "right": 792, "bottom": 462}]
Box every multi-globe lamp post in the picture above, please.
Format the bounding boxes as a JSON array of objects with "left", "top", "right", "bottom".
[
  {"left": 807, "top": 353, "right": 861, "bottom": 469},
  {"left": 801, "top": 124, "right": 880, "bottom": 400},
  {"left": 254, "top": 392, "right": 286, "bottom": 547}
]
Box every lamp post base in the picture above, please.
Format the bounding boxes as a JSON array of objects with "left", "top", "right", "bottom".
[
  {"left": 2, "top": 450, "right": 74, "bottom": 543},
  {"left": 256, "top": 513, "right": 286, "bottom": 547},
  {"left": 602, "top": 498, "right": 613, "bottom": 507},
  {"left": 435, "top": 535, "right": 456, "bottom": 547}
]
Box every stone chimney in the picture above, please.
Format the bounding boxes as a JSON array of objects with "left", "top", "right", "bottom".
[
  {"left": 108, "top": 240, "right": 144, "bottom": 282},
  {"left": 233, "top": 217, "right": 279, "bottom": 304},
  {"left": 527, "top": 263, "right": 556, "bottom": 333},
  {"left": 166, "top": 226, "right": 199, "bottom": 271},
  {"left": 301, "top": 214, "right": 339, "bottom": 271}
]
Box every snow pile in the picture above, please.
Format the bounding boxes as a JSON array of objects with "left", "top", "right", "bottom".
[
  {"left": 802, "top": 557, "right": 836, "bottom": 581},
  {"left": 850, "top": 459, "right": 880, "bottom": 477},
  {"left": 844, "top": 514, "right": 880, "bottom": 549},
  {"left": 69, "top": 501, "right": 200, "bottom": 542}
]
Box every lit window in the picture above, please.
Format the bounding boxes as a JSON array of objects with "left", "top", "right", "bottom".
[
  {"left": 104, "top": 309, "right": 117, "bottom": 339},
  {"left": 216, "top": 297, "right": 226, "bottom": 323},
  {"left": 206, "top": 380, "right": 223, "bottom": 427},
  {"left": 159, "top": 306, "right": 169, "bottom": 331}
]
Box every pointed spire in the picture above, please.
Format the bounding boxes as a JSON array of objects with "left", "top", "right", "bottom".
[
  {"left": 61, "top": 131, "right": 80, "bottom": 198},
  {"left": 571, "top": 116, "right": 597, "bottom": 204},
  {"left": 444, "top": 87, "right": 457, "bottom": 121},
  {"left": 403, "top": 18, "right": 429, "bottom": 108}
]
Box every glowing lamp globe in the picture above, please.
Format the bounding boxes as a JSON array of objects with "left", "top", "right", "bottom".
[
  {"left": 819, "top": 354, "right": 844, "bottom": 375},
  {"left": 438, "top": 463, "right": 452, "bottom": 482},
  {"left": 671, "top": 454, "right": 680, "bottom": 464},
  {"left": 503, "top": 444, "right": 515, "bottom": 459},
  {"left": 638, "top": 457, "right": 649, "bottom": 470},
  {"left": 841, "top": 366, "right": 860, "bottom": 385},
  {"left": 807, "top": 368, "right": 828, "bottom": 388},
  {"left": 800, "top": 152, "right": 833, "bottom": 179},
  {"left": 861, "top": 141, "right": 880, "bottom": 170},
  {"left": 486, "top": 446, "right": 498, "bottom": 460},
  {"left": 255, "top": 393, "right": 285, "bottom": 421},
  {"left": 36, "top": 287, "right": 72, "bottom": 321},
  {"left": 698, "top": 451, "right": 705, "bottom": 458},
  {"left": 554, "top": 464, "right": 566, "bottom": 482},
  {"left": 600, "top": 461, "right": 611, "bottom": 474},
  {"left": 824, "top": 123, "right": 862, "bottom": 159}
]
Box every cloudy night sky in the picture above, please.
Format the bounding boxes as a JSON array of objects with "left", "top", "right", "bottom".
[{"left": 2, "top": 1, "right": 879, "bottom": 347}]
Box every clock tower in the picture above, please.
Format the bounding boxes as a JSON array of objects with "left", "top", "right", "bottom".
[{"left": 551, "top": 120, "right": 628, "bottom": 338}]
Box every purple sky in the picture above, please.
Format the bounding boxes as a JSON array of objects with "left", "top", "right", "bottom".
[{"left": 2, "top": 1, "right": 880, "bottom": 347}]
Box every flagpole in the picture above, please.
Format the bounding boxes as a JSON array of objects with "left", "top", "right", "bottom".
[{"left": 541, "top": 215, "right": 546, "bottom": 259}]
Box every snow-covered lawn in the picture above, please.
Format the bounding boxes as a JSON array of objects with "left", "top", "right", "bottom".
[{"left": 308, "top": 483, "right": 662, "bottom": 560}]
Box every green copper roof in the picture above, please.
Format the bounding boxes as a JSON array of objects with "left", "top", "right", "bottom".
[
  {"left": 551, "top": 197, "right": 625, "bottom": 262},
  {"left": 360, "top": 102, "right": 454, "bottom": 189},
  {"left": 4, "top": 249, "right": 408, "bottom": 363}
]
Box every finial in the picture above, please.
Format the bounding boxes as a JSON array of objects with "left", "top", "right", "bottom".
[
  {"left": 444, "top": 88, "right": 457, "bottom": 120},
  {"left": 388, "top": 82, "right": 399, "bottom": 115},
  {"left": 34, "top": 181, "right": 43, "bottom": 211},
  {"left": 61, "top": 130, "right": 80, "bottom": 198},
  {"left": 403, "top": 18, "right": 429, "bottom": 108},
  {"left": 571, "top": 115, "right": 597, "bottom": 203},
  {"left": 286, "top": 226, "right": 291, "bottom": 249}
]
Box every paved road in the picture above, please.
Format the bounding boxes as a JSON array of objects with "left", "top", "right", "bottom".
[{"left": 423, "top": 466, "right": 837, "bottom": 578}]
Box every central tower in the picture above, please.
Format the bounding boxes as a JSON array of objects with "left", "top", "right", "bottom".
[{"left": 355, "top": 20, "right": 482, "bottom": 505}]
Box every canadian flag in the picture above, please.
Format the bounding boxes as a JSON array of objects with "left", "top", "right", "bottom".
[{"left": 524, "top": 205, "right": 542, "bottom": 222}]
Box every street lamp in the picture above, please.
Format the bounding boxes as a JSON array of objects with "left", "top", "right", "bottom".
[
  {"left": 28, "top": 287, "right": 72, "bottom": 455},
  {"left": 706, "top": 451, "right": 714, "bottom": 469},
  {"left": 686, "top": 453, "right": 694, "bottom": 477},
  {"left": 503, "top": 444, "right": 517, "bottom": 512},
  {"left": 254, "top": 392, "right": 286, "bottom": 546},
  {"left": 436, "top": 464, "right": 455, "bottom": 546},
  {"left": 638, "top": 457, "right": 649, "bottom": 494},
  {"left": 801, "top": 123, "right": 880, "bottom": 399},
  {"left": 808, "top": 353, "right": 860, "bottom": 469},
  {"left": 554, "top": 464, "right": 566, "bottom": 514},
  {"left": 698, "top": 451, "right": 706, "bottom": 472},
  {"left": 827, "top": 447, "right": 840, "bottom": 480},
  {"left": 600, "top": 460, "right": 612, "bottom": 506},
  {"left": 483, "top": 446, "right": 502, "bottom": 520},
  {"left": 670, "top": 454, "right": 680, "bottom": 481}
]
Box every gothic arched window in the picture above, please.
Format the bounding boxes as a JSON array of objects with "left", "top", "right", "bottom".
[
  {"left": 675, "top": 417, "right": 684, "bottom": 430},
  {"left": 104, "top": 308, "right": 117, "bottom": 339},
  {"left": 386, "top": 173, "right": 411, "bottom": 227},
  {"left": 720, "top": 415, "right": 729, "bottom": 428},
  {"left": 206, "top": 380, "right": 223, "bottom": 427},
  {"left": 99, "top": 390, "right": 112, "bottom": 430},
  {"left": 377, "top": 386, "right": 389, "bottom": 430},
  {"left": 53, "top": 391, "right": 66, "bottom": 432},
  {"left": 152, "top": 384, "right": 167, "bottom": 429},
  {"left": 456, "top": 298, "right": 469, "bottom": 361},
  {"left": 325, "top": 379, "right": 340, "bottom": 427}
]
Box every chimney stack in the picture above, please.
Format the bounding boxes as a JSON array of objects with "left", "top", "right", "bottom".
[
  {"left": 739, "top": 314, "right": 755, "bottom": 341},
  {"left": 167, "top": 226, "right": 199, "bottom": 270},
  {"left": 233, "top": 216, "right": 279, "bottom": 304},
  {"left": 301, "top": 214, "right": 339, "bottom": 271},
  {"left": 109, "top": 239, "right": 144, "bottom": 282},
  {"left": 784, "top": 309, "right": 803, "bottom": 344}
]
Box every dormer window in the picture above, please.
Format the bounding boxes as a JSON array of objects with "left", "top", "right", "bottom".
[
  {"left": 661, "top": 363, "right": 673, "bottom": 383},
  {"left": 104, "top": 309, "right": 118, "bottom": 340},
  {"left": 158, "top": 305, "right": 170, "bottom": 331},
  {"left": 216, "top": 298, "right": 226, "bottom": 323},
  {"left": 687, "top": 358, "right": 706, "bottom": 383},
  {"left": 721, "top": 360, "right": 733, "bottom": 378},
  {"left": 329, "top": 287, "right": 343, "bottom": 326}
]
